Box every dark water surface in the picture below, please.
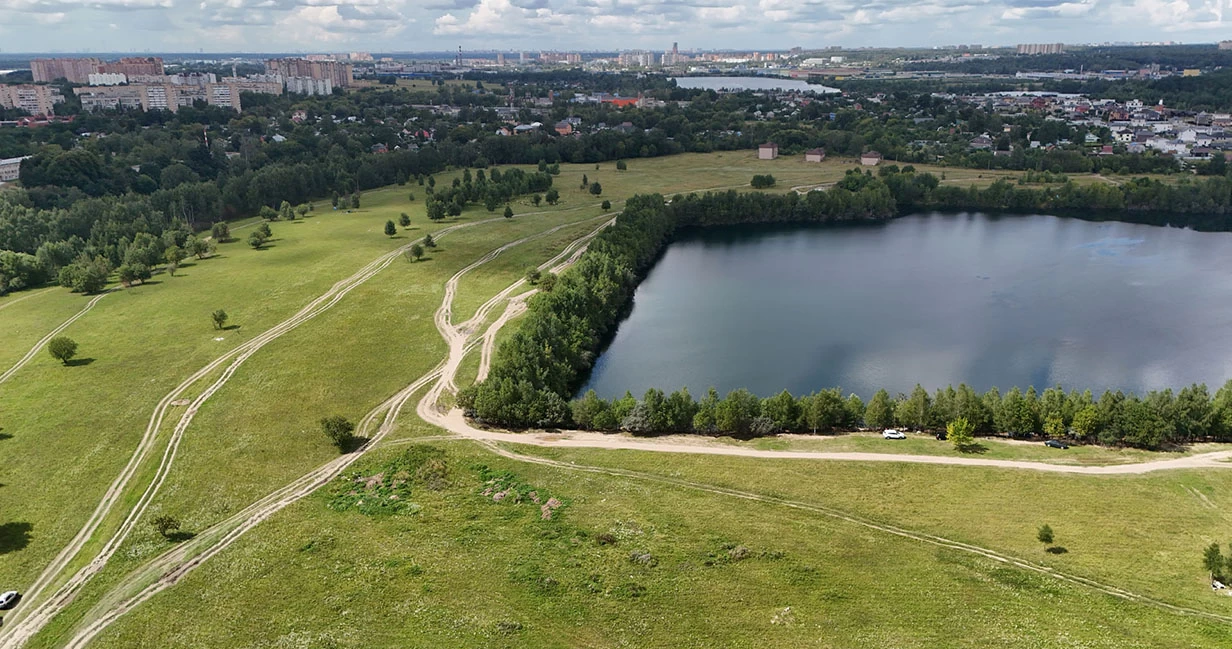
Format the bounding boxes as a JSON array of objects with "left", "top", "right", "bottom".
[{"left": 579, "top": 213, "right": 1232, "bottom": 399}]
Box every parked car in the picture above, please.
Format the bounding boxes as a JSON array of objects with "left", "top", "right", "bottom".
[
  {"left": 935, "top": 431, "right": 947, "bottom": 441},
  {"left": 1044, "top": 439, "right": 1069, "bottom": 449},
  {"left": 0, "top": 591, "right": 20, "bottom": 611},
  {"left": 882, "top": 429, "right": 906, "bottom": 440}
]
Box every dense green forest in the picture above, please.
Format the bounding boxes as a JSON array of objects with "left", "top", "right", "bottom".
[{"left": 462, "top": 171, "right": 1232, "bottom": 447}]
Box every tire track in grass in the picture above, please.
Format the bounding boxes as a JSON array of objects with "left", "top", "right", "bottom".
[
  {"left": 50, "top": 217, "right": 615, "bottom": 649},
  {"left": 0, "top": 290, "right": 115, "bottom": 388},
  {"left": 478, "top": 441, "right": 1232, "bottom": 627},
  {"left": 0, "top": 214, "right": 502, "bottom": 649}
]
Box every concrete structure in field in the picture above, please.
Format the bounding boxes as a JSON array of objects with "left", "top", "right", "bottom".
[
  {"left": 805, "top": 148, "right": 826, "bottom": 162},
  {"left": 860, "top": 151, "right": 883, "bottom": 166},
  {"left": 1016, "top": 43, "right": 1065, "bottom": 55},
  {"left": 264, "top": 58, "right": 353, "bottom": 88},
  {"left": 758, "top": 142, "right": 779, "bottom": 160},
  {"left": 31, "top": 57, "right": 103, "bottom": 83},
  {"left": 0, "top": 84, "right": 66, "bottom": 116},
  {"left": 0, "top": 156, "right": 31, "bottom": 182}
]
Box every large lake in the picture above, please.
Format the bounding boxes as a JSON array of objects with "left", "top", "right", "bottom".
[
  {"left": 579, "top": 213, "right": 1232, "bottom": 399},
  {"left": 672, "top": 76, "right": 839, "bottom": 93}
]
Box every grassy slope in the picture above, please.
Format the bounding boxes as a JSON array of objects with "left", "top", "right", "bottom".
[
  {"left": 0, "top": 181, "right": 459, "bottom": 589},
  {"left": 514, "top": 445, "right": 1232, "bottom": 616},
  {"left": 3, "top": 151, "right": 1221, "bottom": 647},
  {"left": 84, "top": 441, "right": 1232, "bottom": 649}
]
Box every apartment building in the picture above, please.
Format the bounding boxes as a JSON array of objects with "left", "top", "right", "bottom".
[
  {"left": 31, "top": 57, "right": 103, "bottom": 83},
  {"left": 264, "top": 58, "right": 353, "bottom": 88},
  {"left": 0, "top": 84, "right": 66, "bottom": 116}
]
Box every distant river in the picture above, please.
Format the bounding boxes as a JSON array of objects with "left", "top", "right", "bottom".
[
  {"left": 671, "top": 76, "right": 839, "bottom": 93},
  {"left": 579, "top": 213, "right": 1232, "bottom": 399}
]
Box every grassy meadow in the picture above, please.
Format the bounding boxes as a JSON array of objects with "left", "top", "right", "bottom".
[
  {"left": 76, "top": 440, "right": 1232, "bottom": 649},
  {"left": 1, "top": 150, "right": 1226, "bottom": 648}
]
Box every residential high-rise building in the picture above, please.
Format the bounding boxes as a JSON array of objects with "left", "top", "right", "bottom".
[
  {"left": 100, "top": 57, "right": 165, "bottom": 77},
  {"left": 618, "top": 51, "right": 656, "bottom": 67},
  {"left": 0, "top": 84, "right": 66, "bottom": 116},
  {"left": 31, "top": 57, "right": 102, "bottom": 83},
  {"left": 1016, "top": 43, "right": 1065, "bottom": 55},
  {"left": 73, "top": 81, "right": 278, "bottom": 113},
  {"left": 285, "top": 76, "right": 332, "bottom": 95},
  {"left": 264, "top": 58, "right": 353, "bottom": 88},
  {"left": 87, "top": 73, "right": 128, "bottom": 86}
]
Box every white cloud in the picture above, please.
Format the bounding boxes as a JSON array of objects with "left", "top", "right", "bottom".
[{"left": 0, "top": 0, "right": 1231, "bottom": 52}]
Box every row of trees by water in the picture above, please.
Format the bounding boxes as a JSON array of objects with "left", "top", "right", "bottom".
[
  {"left": 568, "top": 382, "right": 1232, "bottom": 449},
  {"left": 462, "top": 180, "right": 1232, "bottom": 448}
]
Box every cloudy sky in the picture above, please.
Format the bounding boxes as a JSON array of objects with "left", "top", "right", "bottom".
[{"left": 0, "top": 0, "right": 1228, "bottom": 53}]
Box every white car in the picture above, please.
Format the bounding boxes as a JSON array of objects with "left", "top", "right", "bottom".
[
  {"left": 0, "top": 591, "right": 20, "bottom": 611},
  {"left": 882, "top": 429, "right": 906, "bottom": 440}
]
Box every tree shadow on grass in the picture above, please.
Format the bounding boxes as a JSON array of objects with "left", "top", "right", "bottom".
[
  {"left": 221, "top": 324, "right": 241, "bottom": 331},
  {"left": 1046, "top": 546, "right": 1069, "bottom": 554},
  {"left": 64, "top": 358, "right": 95, "bottom": 367},
  {"left": 0, "top": 432, "right": 10, "bottom": 442},
  {"left": 340, "top": 436, "right": 369, "bottom": 454},
  {"left": 0, "top": 522, "right": 33, "bottom": 554},
  {"left": 165, "top": 530, "right": 197, "bottom": 543},
  {"left": 955, "top": 442, "right": 988, "bottom": 454}
]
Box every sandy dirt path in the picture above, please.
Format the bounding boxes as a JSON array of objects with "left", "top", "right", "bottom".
[
  {"left": 0, "top": 290, "right": 114, "bottom": 388},
  {"left": 0, "top": 287, "right": 57, "bottom": 315},
  {"left": 428, "top": 410, "right": 1232, "bottom": 475},
  {"left": 0, "top": 211, "right": 524, "bottom": 649},
  {"left": 477, "top": 441, "right": 1232, "bottom": 625},
  {"left": 49, "top": 203, "right": 1232, "bottom": 647},
  {"left": 49, "top": 217, "right": 614, "bottom": 649}
]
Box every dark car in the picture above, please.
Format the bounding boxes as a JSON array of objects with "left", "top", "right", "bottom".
[
  {"left": 1044, "top": 439, "right": 1069, "bottom": 449},
  {"left": 935, "top": 432, "right": 947, "bottom": 441}
]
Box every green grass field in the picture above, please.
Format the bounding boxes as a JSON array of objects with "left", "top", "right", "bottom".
[
  {"left": 74, "top": 441, "right": 1232, "bottom": 648},
  {"left": 2, "top": 150, "right": 1228, "bottom": 649}
]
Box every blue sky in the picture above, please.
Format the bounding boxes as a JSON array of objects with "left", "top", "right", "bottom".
[{"left": 0, "top": 0, "right": 1228, "bottom": 54}]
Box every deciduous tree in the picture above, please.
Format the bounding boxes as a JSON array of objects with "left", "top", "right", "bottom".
[
  {"left": 320, "top": 415, "right": 355, "bottom": 451},
  {"left": 47, "top": 336, "right": 77, "bottom": 365}
]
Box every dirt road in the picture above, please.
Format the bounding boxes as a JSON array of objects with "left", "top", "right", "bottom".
[{"left": 0, "top": 290, "right": 113, "bottom": 388}]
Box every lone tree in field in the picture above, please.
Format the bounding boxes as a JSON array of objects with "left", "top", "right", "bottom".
[
  {"left": 47, "top": 336, "right": 78, "bottom": 365},
  {"left": 947, "top": 417, "right": 976, "bottom": 451},
  {"left": 384, "top": 220, "right": 398, "bottom": 237},
  {"left": 504, "top": 205, "right": 514, "bottom": 219},
  {"left": 320, "top": 415, "right": 355, "bottom": 451},
  {"left": 248, "top": 231, "right": 268, "bottom": 249},
  {"left": 151, "top": 514, "right": 181, "bottom": 539},
  {"left": 409, "top": 243, "right": 425, "bottom": 262},
  {"left": 423, "top": 233, "right": 436, "bottom": 248},
  {"left": 1204, "top": 543, "right": 1226, "bottom": 580},
  {"left": 532, "top": 194, "right": 542, "bottom": 206},
  {"left": 399, "top": 213, "right": 411, "bottom": 228},
  {"left": 525, "top": 267, "right": 542, "bottom": 284},
  {"left": 211, "top": 309, "right": 228, "bottom": 330},
  {"left": 581, "top": 174, "right": 588, "bottom": 189},
  {"left": 1037, "top": 524, "right": 1054, "bottom": 546},
  {"left": 545, "top": 188, "right": 560, "bottom": 205},
  {"left": 616, "top": 160, "right": 627, "bottom": 171},
  {"left": 601, "top": 200, "right": 612, "bottom": 210},
  {"left": 210, "top": 222, "right": 231, "bottom": 242},
  {"left": 589, "top": 182, "right": 602, "bottom": 195}
]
